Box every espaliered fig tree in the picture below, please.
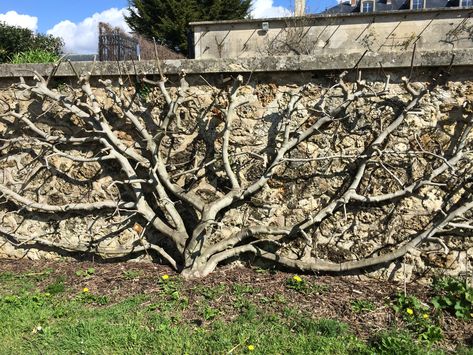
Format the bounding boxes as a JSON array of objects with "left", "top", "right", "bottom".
[{"left": 0, "top": 61, "right": 472, "bottom": 278}]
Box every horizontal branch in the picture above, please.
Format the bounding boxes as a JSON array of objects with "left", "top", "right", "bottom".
[
  {"left": 0, "top": 228, "right": 178, "bottom": 271},
  {"left": 0, "top": 183, "right": 131, "bottom": 212},
  {"left": 207, "top": 199, "right": 473, "bottom": 274},
  {"left": 202, "top": 225, "right": 292, "bottom": 260}
]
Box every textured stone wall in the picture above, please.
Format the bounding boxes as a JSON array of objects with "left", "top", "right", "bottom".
[{"left": 0, "top": 68, "right": 472, "bottom": 281}]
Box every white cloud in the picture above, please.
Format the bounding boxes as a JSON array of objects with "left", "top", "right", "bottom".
[
  {"left": 47, "top": 8, "right": 131, "bottom": 54},
  {"left": 0, "top": 11, "right": 38, "bottom": 31},
  {"left": 251, "top": 0, "right": 291, "bottom": 18}
]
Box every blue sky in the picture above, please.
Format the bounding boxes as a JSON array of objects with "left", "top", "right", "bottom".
[
  {"left": 0, "top": 0, "right": 337, "bottom": 53},
  {"left": 0, "top": 1, "right": 129, "bottom": 33}
]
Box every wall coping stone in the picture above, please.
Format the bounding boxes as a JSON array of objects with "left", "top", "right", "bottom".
[{"left": 0, "top": 48, "right": 471, "bottom": 79}]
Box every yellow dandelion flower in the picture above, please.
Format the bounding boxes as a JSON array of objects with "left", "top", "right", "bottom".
[
  {"left": 406, "top": 308, "right": 414, "bottom": 315},
  {"left": 247, "top": 344, "right": 255, "bottom": 351},
  {"left": 423, "top": 313, "right": 429, "bottom": 319},
  {"left": 161, "top": 274, "right": 170, "bottom": 280},
  {"left": 293, "top": 275, "right": 302, "bottom": 283},
  {"left": 82, "top": 287, "right": 90, "bottom": 293}
]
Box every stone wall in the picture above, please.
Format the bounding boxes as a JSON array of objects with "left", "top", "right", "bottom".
[
  {"left": 191, "top": 8, "right": 473, "bottom": 59},
  {"left": 0, "top": 62, "right": 472, "bottom": 280},
  {"left": 1, "top": 49, "right": 472, "bottom": 87}
]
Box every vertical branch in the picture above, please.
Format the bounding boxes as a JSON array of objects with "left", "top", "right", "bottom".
[{"left": 222, "top": 75, "right": 243, "bottom": 191}]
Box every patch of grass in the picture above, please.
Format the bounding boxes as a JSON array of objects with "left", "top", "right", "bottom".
[
  {"left": 285, "top": 275, "right": 328, "bottom": 295},
  {"left": 44, "top": 277, "right": 66, "bottom": 295},
  {"left": 0, "top": 269, "right": 53, "bottom": 282},
  {"left": 0, "top": 278, "right": 375, "bottom": 355},
  {"left": 75, "top": 267, "right": 95, "bottom": 279},
  {"left": 159, "top": 276, "right": 180, "bottom": 299},
  {"left": 0, "top": 290, "right": 376, "bottom": 354},
  {"left": 195, "top": 284, "right": 227, "bottom": 300},
  {"left": 310, "top": 282, "right": 330, "bottom": 294},
  {"left": 239, "top": 302, "right": 259, "bottom": 321},
  {"left": 0, "top": 272, "right": 18, "bottom": 282},
  {"left": 153, "top": 276, "right": 189, "bottom": 312},
  {"left": 273, "top": 293, "right": 287, "bottom": 304},
  {"left": 296, "top": 318, "right": 349, "bottom": 338},
  {"left": 351, "top": 299, "right": 376, "bottom": 313},
  {"left": 0, "top": 272, "right": 31, "bottom": 294},
  {"left": 122, "top": 270, "right": 142, "bottom": 280},
  {"left": 202, "top": 306, "right": 220, "bottom": 321},
  {"left": 370, "top": 329, "right": 443, "bottom": 355},
  {"left": 0, "top": 269, "right": 53, "bottom": 295},
  {"left": 233, "top": 296, "right": 252, "bottom": 310},
  {"left": 231, "top": 283, "right": 262, "bottom": 317},
  {"left": 232, "top": 283, "right": 259, "bottom": 296},
  {"left": 76, "top": 290, "right": 109, "bottom": 305},
  {"left": 456, "top": 346, "right": 473, "bottom": 355}
]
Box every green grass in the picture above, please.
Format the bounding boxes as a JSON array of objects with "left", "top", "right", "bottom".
[
  {"left": 0, "top": 270, "right": 468, "bottom": 354},
  {"left": 351, "top": 299, "right": 376, "bottom": 313},
  {"left": 0, "top": 293, "right": 370, "bottom": 354}
]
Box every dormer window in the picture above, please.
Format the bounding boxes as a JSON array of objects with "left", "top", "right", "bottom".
[
  {"left": 461, "top": 0, "right": 472, "bottom": 6},
  {"left": 411, "top": 0, "right": 425, "bottom": 9},
  {"left": 361, "top": 0, "right": 375, "bottom": 12}
]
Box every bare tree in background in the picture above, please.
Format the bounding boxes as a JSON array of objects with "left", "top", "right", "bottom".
[
  {"left": 265, "top": 17, "right": 315, "bottom": 56},
  {"left": 0, "top": 63, "right": 472, "bottom": 278}
]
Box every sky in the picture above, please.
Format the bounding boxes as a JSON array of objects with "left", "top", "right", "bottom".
[{"left": 0, "top": 0, "right": 338, "bottom": 54}]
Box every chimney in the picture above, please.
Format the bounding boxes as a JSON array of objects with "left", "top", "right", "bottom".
[
  {"left": 350, "top": 0, "right": 358, "bottom": 6},
  {"left": 295, "top": 0, "right": 306, "bottom": 16}
]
